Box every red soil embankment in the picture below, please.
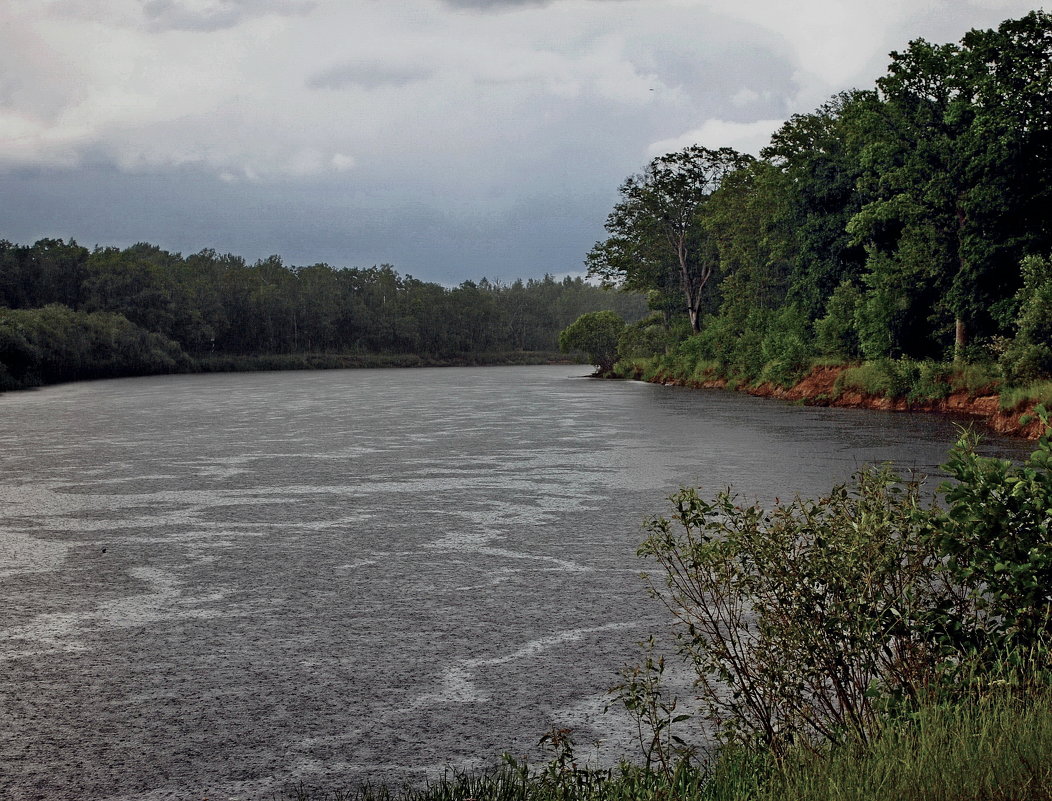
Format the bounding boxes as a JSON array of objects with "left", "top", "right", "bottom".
[{"left": 641, "top": 364, "right": 1046, "bottom": 439}]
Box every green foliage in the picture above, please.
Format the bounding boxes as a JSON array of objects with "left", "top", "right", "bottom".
[
  {"left": 279, "top": 685, "right": 1052, "bottom": 800},
  {"left": 950, "top": 362, "right": 1000, "bottom": 396},
  {"left": 587, "top": 12, "right": 1052, "bottom": 371},
  {"left": 758, "top": 303, "right": 814, "bottom": 386},
  {"left": 835, "top": 361, "right": 900, "bottom": 396},
  {"left": 1000, "top": 254, "right": 1052, "bottom": 384},
  {"left": 0, "top": 305, "right": 187, "bottom": 388},
  {"left": 634, "top": 429, "right": 1052, "bottom": 763},
  {"left": 615, "top": 314, "right": 678, "bottom": 360},
  {"left": 935, "top": 424, "right": 1052, "bottom": 654},
  {"left": 813, "top": 281, "right": 862, "bottom": 360},
  {"left": 747, "top": 688, "right": 1052, "bottom": 801},
  {"left": 1000, "top": 381, "right": 1052, "bottom": 412},
  {"left": 612, "top": 636, "right": 696, "bottom": 778},
  {"left": 690, "top": 308, "right": 770, "bottom": 381},
  {"left": 558, "top": 311, "right": 626, "bottom": 375},
  {"left": 639, "top": 468, "right": 943, "bottom": 754},
  {"left": 834, "top": 358, "right": 952, "bottom": 402},
  {"left": 588, "top": 145, "right": 753, "bottom": 333},
  {"left": 0, "top": 237, "right": 648, "bottom": 390}
]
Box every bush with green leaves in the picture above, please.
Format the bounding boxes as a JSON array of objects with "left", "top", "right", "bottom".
[
  {"left": 814, "top": 281, "right": 862, "bottom": 361},
  {"left": 1000, "top": 254, "right": 1052, "bottom": 384},
  {"left": 558, "top": 310, "right": 626, "bottom": 375},
  {"left": 634, "top": 423, "right": 1052, "bottom": 755},
  {"left": 758, "top": 304, "right": 814, "bottom": 387},
  {"left": 834, "top": 358, "right": 952, "bottom": 402},
  {"left": 639, "top": 467, "right": 943, "bottom": 754},
  {"left": 616, "top": 314, "right": 677, "bottom": 360},
  {"left": 935, "top": 421, "right": 1052, "bottom": 655}
]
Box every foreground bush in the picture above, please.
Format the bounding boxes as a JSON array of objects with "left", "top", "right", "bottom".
[{"left": 635, "top": 421, "right": 1052, "bottom": 756}]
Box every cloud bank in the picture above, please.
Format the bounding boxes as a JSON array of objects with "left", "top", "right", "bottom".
[{"left": 0, "top": 0, "right": 1041, "bottom": 282}]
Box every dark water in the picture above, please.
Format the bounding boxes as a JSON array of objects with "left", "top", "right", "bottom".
[{"left": 0, "top": 366, "right": 1030, "bottom": 800}]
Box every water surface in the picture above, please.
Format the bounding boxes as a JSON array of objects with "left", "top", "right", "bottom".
[{"left": 0, "top": 366, "right": 1029, "bottom": 800}]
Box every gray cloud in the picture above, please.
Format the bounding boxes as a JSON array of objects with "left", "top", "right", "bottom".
[
  {"left": 2, "top": 0, "right": 1044, "bottom": 285},
  {"left": 439, "top": 0, "right": 625, "bottom": 9},
  {"left": 440, "top": 0, "right": 554, "bottom": 8},
  {"left": 141, "top": 0, "right": 317, "bottom": 32},
  {"left": 307, "top": 61, "right": 433, "bottom": 90}
]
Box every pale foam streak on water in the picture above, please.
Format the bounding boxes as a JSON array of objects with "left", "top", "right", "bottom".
[{"left": 0, "top": 365, "right": 1028, "bottom": 800}]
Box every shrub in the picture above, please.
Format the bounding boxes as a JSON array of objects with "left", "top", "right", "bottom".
[
  {"left": 639, "top": 466, "right": 944, "bottom": 754},
  {"left": 617, "top": 314, "right": 677, "bottom": 360},
  {"left": 634, "top": 426, "right": 1052, "bottom": 756},
  {"left": 835, "top": 360, "right": 899, "bottom": 396},
  {"left": 558, "top": 311, "right": 626, "bottom": 375},
  {"left": 1000, "top": 381, "right": 1052, "bottom": 412},
  {"left": 934, "top": 423, "right": 1052, "bottom": 655},
  {"left": 834, "top": 358, "right": 952, "bottom": 402},
  {"left": 759, "top": 304, "right": 814, "bottom": 387},
  {"left": 1000, "top": 254, "right": 1052, "bottom": 383},
  {"left": 814, "top": 281, "right": 862, "bottom": 360}
]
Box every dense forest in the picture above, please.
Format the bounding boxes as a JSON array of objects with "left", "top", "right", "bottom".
[
  {"left": 0, "top": 239, "right": 645, "bottom": 390},
  {"left": 587, "top": 11, "right": 1052, "bottom": 392}
]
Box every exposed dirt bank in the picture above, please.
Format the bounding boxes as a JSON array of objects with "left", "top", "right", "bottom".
[{"left": 632, "top": 364, "right": 1046, "bottom": 439}]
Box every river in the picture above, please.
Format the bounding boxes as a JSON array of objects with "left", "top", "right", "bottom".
[{"left": 0, "top": 365, "right": 1031, "bottom": 800}]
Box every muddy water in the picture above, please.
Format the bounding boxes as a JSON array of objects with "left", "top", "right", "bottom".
[{"left": 0, "top": 366, "right": 1029, "bottom": 800}]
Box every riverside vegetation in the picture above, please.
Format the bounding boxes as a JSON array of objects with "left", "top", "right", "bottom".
[
  {"left": 0, "top": 240, "right": 645, "bottom": 391},
  {"left": 4, "top": 10, "right": 1050, "bottom": 798},
  {"left": 557, "top": 11, "right": 1052, "bottom": 434}
]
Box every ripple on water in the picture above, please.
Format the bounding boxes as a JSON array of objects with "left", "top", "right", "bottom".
[{"left": 0, "top": 366, "right": 1032, "bottom": 799}]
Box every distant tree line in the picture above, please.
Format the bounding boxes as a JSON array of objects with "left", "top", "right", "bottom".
[
  {"left": 588, "top": 11, "right": 1052, "bottom": 386},
  {"left": 0, "top": 238, "right": 645, "bottom": 390}
]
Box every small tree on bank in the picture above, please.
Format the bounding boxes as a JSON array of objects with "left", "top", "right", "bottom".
[{"left": 559, "top": 310, "right": 625, "bottom": 375}]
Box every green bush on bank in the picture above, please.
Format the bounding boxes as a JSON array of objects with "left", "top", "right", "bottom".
[
  {"left": 614, "top": 339, "right": 1028, "bottom": 407},
  {"left": 834, "top": 358, "right": 955, "bottom": 401},
  {"left": 637, "top": 425, "right": 1052, "bottom": 749}
]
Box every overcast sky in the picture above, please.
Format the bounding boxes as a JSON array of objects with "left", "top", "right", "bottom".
[{"left": 0, "top": 0, "right": 1044, "bottom": 284}]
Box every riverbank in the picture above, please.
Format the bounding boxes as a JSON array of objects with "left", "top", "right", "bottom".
[
  {"left": 617, "top": 358, "right": 1051, "bottom": 438},
  {"left": 281, "top": 686, "right": 1052, "bottom": 800}
]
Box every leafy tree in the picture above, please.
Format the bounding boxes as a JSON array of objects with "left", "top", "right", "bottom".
[
  {"left": 558, "top": 310, "right": 626, "bottom": 375},
  {"left": 588, "top": 145, "right": 753, "bottom": 333},
  {"left": 849, "top": 12, "right": 1052, "bottom": 359},
  {"left": 704, "top": 159, "right": 792, "bottom": 316},
  {"left": 762, "top": 92, "right": 872, "bottom": 320}
]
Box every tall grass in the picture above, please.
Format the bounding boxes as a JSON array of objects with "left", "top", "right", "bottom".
[
  {"left": 755, "top": 689, "right": 1052, "bottom": 801},
  {"left": 1001, "top": 380, "right": 1052, "bottom": 411}
]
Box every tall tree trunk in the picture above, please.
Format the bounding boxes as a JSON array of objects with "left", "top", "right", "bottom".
[
  {"left": 954, "top": 316, "right": 967, "bottom": 361},
  {"left": 688, "top": 304, "right": 700, "bottom": 333}
]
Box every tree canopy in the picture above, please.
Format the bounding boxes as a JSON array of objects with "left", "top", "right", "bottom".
[
  {"left": 558, "top": 310, "right": 626, "bottom": 375},
  {"left": 588, "top": 10, "right": 1052, "bottom": 379},
  {"left": 587, "top": 146, "right": 752, "bottom": 333},
  {"left": 0, "top": 238, "right": 646, "bottom": 390}
]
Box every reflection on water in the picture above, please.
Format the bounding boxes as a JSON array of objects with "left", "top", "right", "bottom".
[{"left": 0, "top": 366, "right": 1029, "bottom": 800}]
